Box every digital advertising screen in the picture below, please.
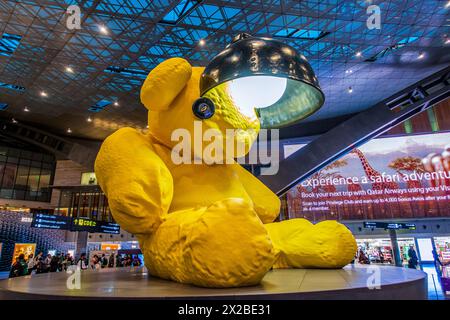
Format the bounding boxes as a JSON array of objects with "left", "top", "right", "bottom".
[
  {"left": 286, "top": 132, "right": 450, "bottom": 221},
  {"left": 11, "top": 243, "right": 36, "bottom": 264},
  {"left": 81, "top": 172, "right": 97, "bottom": 185}
]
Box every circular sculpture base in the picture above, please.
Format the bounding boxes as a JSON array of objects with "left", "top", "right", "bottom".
[{"left": 0, "top": 265, "right": 427, "bottom": 300}]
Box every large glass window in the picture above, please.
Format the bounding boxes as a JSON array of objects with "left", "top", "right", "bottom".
[{"left": 0, "top": 145, "right": 55, "bottom": 202}]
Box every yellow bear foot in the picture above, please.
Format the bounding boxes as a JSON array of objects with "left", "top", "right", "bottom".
[
  {"left": 265, "top": 219, "right": 357, "bottom": 269},
  {"left": 143, "top": 198, "right": 277, "bottom": 288}
]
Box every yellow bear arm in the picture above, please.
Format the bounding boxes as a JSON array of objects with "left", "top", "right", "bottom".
[
  {"left": 94, "top": 127, "right": 173, "bottom": 235},
  {"left": 233, "top": 164, "right": 281, "bottom": 223},
  {"left": 140, "top": 57, "right": 192, "bottom": 111}
]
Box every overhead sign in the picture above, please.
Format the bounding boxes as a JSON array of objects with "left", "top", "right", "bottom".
[
  {"left": 32, "top": 214, "right": 120, "bottom": 234},
  {"left": 71, "top": 217, "right": 120, "bottom": 234},
  {"left": 96, "top": 221, "right": 120, "bottom": 234},
  {"left": 363, "top": 221, "right": 416, "bottom": 230},
  {"left": 31, "top": 213, "right": 71, "bottom": 230},
  {"left": 71, "top": 217, "right": 97, "bottom": 232}
]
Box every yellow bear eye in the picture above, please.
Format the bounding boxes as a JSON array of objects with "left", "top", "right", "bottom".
[{"left": 192, "top": 97, "right": 215, "bottom": 120}]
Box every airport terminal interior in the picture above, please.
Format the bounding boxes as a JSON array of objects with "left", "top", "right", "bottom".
[{"left": 0, "top": 0, "right": 449, "bottom": 301}]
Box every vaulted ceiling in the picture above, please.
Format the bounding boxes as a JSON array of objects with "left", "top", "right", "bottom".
[{"left": 0, "top": 0, "right": 449, "bottom": 140}]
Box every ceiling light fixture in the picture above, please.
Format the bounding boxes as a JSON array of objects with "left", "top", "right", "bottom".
[
  {"left": 99, "top": 25, "right": 108, "bottom": 35},
  {"left": 114, "top": 101, "right": 119, "bottom": 106},
  {"left": 199, "top": 39, "right": 206, "bottom": 46},
  {"left": 65, "top": 66, "right": 74, "bottom": 73},
  {"left": 87, "top": 117, "right": 92, "bottom": 122},
  {"left": 11, "top": 118, "right": 17, "bottom": 124},
  {"left": 418, "top": 53, "right": 425, "bottom": 59},
  {"left": 197, "top": 33, "right": 324, "bottom": 128},
  {"left": 67, "top": 128, "right": 72, "bottom": 133},
  {"left": 355, "top": 51, "right": 362, "bottom": 57},
  {"left": 348, "top": 86, "right": 353, "bottom": 93},
  {"left": 40, "top": 91, "right": 48, "bottom": 97},
  {"left": 23, "top": 106, "right": 30, "bottom": 112}
]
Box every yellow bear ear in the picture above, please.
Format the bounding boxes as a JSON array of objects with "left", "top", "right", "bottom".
[{"left": 140, "top": 57, "right": 192, "bottom": 111}]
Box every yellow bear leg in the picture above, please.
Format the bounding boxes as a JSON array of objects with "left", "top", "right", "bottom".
[
  {"left": 141, "top": 198, "right": 277, "bottom": 288},
  {"left": 265, "top": 219, "right": 357, "bottom": 269}
]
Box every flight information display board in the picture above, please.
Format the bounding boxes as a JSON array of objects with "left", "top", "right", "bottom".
[
  {"left": 31, "top": 213, "right": 72, "bottom": 230},
  {"left": 71, "top": 217, "right": 120, "bottom": 234},
  {"left": 364, "top": 221, "right": 416, "bottom": 230},
  {"left": 96, "top": 221, "right": 120, "bottom": 234},
  {"left": 70, "top": 217, "right": 98, "bottom": 232},
  {"left": 31, "top": 214, "right": 120, "bottom": 234}
]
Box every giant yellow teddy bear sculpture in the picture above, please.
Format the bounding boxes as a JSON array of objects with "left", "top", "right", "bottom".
[{"left": 95, "top": 57, "right": 357, "bottom": 288}]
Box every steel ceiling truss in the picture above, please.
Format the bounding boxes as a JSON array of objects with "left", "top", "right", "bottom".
[
  {"left": 0, "top": 0, "right": 448, "bottom": 140},
  {"left": 259, "top": 65, "right": 450, "bottom": 196}
]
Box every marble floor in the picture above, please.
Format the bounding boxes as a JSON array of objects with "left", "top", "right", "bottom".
[
  {"left": 421, "top": 263, "right": 448, "bottom": 300},
  {"left": 1, "top": 265, "right": 447, "bottom": 299},
  {"left": 0, "top": 265, "right": 427, "bottom": 300}
]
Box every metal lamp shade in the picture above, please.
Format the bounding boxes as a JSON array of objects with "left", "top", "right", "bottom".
[{"left": 200, "top": 34, "right": 325, "bottom": 128}]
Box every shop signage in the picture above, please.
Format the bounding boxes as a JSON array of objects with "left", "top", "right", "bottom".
[{"left": 363, "top": 221, "right": 416, "bottom": 230}]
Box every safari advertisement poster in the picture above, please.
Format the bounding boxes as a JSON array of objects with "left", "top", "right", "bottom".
[{"left": 287, "top": 132, "right": 450, "bottom": 221}]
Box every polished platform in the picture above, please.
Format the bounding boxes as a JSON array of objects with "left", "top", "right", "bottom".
[{"left": 0, "top": 265, "right": 427, "bottom": 300}]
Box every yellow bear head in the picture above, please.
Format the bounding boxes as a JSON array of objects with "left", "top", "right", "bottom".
[{"left": 140, "top": 58, "right": 260, "bottom": 161}]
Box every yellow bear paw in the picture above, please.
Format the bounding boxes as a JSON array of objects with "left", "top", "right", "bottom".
[
  {"left": 145, "top": 198, "right": 277, "bottom": 288},
  {"left": 266, "top": 219, "right": 357, "bottom": 269}
]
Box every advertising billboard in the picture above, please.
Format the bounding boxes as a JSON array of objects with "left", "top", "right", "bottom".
[
  {"left": 11, "top": 243, "right": 36, "bottom": 265},
  {"left": 81, "top": 172, "right": 97, "bottom": 185},
  {"left": 285, "top": 132, "right": 450, "bottom": 221}
]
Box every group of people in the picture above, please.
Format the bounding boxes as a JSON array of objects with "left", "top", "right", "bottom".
[
  {"left": 67, "top": 252, "right": 142, "bottom": 271},
  {"left": 11, "top": 251, "right": 143, "bottom": 277},
  {"left": 10, "top": 252, "right": 74, "bottom": 278},
  {"left": 355, "top": 245, "right": 420, "bottom": 269},
  {"left": 115, "top": 254, "right": 142, "bottom": 268}
]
